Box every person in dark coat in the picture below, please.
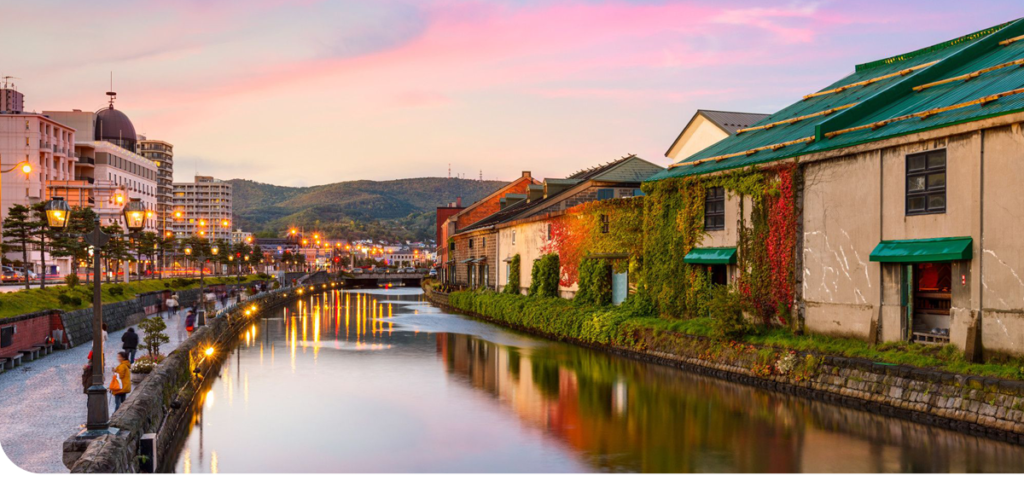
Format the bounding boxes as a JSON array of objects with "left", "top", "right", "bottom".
[
  {"left": 184, "top": 310, "right": 197, "bottom": 334},
  {"left": 121, "top": 327, "right": 139, "bottom": 364}
]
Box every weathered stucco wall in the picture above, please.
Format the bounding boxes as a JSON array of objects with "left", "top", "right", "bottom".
[
  {"left": 979, "top": 124, "right": 1024, "bottom": 357},
  {"left": 802, "top": 151, "right": 881, "bottom": 340},
  {"left": 498, "top": 219, "right": 552, "bottom": 295}
]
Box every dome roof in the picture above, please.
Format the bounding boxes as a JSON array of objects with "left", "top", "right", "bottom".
[{"left": 94, "top": 103, "right": 137, "bottom": 151}]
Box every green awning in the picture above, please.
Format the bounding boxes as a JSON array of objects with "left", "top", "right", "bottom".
[
  {"left": 869, "top": 237, "right": 972, "bottom": 263},
  {"left": 683, "top": 247, "right": 737, "bottom": 265}
]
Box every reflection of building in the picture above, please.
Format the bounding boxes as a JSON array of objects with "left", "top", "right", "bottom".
[
  {"left": 138, "top": 137, "right": 174, "bottom": 235},
  {"left": 171, "top": 175, "right": 232, "bottom": 240}
]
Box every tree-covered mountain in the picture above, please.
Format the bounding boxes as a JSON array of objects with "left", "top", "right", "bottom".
[{"left": 229, "top": 177, "right": 507, "bottom": 242}]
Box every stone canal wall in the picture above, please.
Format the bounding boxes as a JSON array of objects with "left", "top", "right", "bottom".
[
  {"left": 424, "top": 288, "right": 1024, "bottom": 446},
  {"left": 63, "top": 282, "right": 340, "bottom": 473}
]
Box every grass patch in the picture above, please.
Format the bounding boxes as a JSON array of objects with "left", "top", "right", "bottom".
[{"left": 0, "top": 275, "right": 266, "bottom": 319}]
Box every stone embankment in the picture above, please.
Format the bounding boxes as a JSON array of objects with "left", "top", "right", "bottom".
[
  {"left": 424, "top": 287, "right": 1024, "bottom": 446},
  {"left": 63, "top": 281, "right": 342, "bottom": 473}
]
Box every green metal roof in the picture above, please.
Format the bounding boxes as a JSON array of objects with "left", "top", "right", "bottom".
[
  {"left": 649, "top": 20, "right": 1024, "bottom": 182},
  {"left": 868, "top": 237, "right": 972, "bottom": 263},
  {"left": 683, "top": 247, "right": 737, "bottom": 265}
]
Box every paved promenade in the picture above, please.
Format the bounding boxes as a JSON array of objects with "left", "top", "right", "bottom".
[{"left": 0, "top": 298, "right": 237, "bottom": 473}]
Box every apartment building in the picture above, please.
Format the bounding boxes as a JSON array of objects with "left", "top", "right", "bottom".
[{"left": 171, "top": 175, "right": 233, "bottom": 240}]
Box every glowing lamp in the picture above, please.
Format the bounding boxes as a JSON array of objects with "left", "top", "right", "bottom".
[
  {"left": 205, "top": 347, "right": 215, "bottom": 357},
  {"left": 122, "top": 198, "right": 147, "bottom": 232},
  {"left": 43, "top": 197, "right": 70, "bottom": 230}
]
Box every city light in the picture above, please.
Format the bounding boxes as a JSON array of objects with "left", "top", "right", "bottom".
[
  {"left": 205, "top": 347, "right": 215, "bottom": 357},
  {"left": 174, "top": 211, "right": 183, "bottom": 219},
  {"left": 20, "top": 163, "right": 31, "bottom": 174},
  {"left": 221, "top": 219, "right": 229, "bottom": 227}
]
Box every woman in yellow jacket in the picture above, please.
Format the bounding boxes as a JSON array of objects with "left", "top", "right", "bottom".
[{"left": 110, "top": 351, "right": 132, "bottom": 411}]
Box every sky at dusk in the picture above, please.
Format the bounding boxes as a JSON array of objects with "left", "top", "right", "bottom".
[{"left": 1, "top": 0, "right": 1021, "bottom": 186}]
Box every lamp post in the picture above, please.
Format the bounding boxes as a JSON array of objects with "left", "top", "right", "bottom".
[{"left": 45, "top": 196, "right": 122, "bottom": 432}]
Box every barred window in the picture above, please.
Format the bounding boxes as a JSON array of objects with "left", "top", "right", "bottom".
[
  {"left": 906, "top": 149, "right": 946, "bottom": 215},
  {"left": 600, "top": 214, "right": 610, "bottom": 234},
  {"left": 704, "top": 187, "right": 725, "bottom": 231}
]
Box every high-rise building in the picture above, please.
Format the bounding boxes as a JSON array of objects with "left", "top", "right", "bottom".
[
  {"left": 138, "top": 137, "right": 174, "bottom": 238},
  {"left": 171, "top": 175, "right": 232, "bottom": 241}
]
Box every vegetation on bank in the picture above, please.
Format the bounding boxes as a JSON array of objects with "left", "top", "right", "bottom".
[
  {"left": 445, "top": 289, "right": 1024, "bottom": 381},
  {"left": 0, "top": 275, "right": 266, "bottom": 319}
]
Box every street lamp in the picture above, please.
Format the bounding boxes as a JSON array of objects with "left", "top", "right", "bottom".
[
  {"left": 122, "top": 199, "right": 147, "bottom": 283},
  {"left": 43, "top": 197, "right": 70, "bottom": 229},
  {"left": 45, "top": 196, "right": 125, "bottom": 433}
]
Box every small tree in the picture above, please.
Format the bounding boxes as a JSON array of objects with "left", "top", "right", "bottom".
[
  {"left": 503, "top": 254, "right": 521, "bottom": 294},
  {"left": 51, "top": 206, "right": 98, "bottom": 284},
  {"left": 138, "top": 316, "right": 170, "bottom": 359},
  {"left": 2, "top": 204, "right": 41, "bottom": 290}
]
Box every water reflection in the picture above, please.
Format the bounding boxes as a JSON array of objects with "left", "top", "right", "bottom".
[{"left": 172, "top": 289, "right": 1024, "bottom": 473}]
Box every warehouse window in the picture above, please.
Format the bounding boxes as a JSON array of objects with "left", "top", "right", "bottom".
[
  {"left": 597, "top": 188, "right": 614, "bottom": 200},
  {"left": 906, "top": 149, "right": 946, "bottom": 215},
  {"left": 600, "top": 214, "right": 610, "bottom": 234},
  {"left": 704, "top": 187, "right": 725, "bottom": 231}
]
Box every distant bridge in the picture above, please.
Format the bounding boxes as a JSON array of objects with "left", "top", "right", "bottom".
[{"left": 341, "top": 272, "right": 428, "bottom": 288}]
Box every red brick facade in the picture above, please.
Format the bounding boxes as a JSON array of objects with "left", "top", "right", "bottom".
[
  {"left": 452, "top": 228, "right": 498, "bottom": 288},
  {"left": 454, "top": 173, "right": 535, "bottom": 231},
  {"left": 0, "top": 311, "right": 63, "bottom": 357}
]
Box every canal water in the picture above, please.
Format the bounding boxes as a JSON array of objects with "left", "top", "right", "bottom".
[{"left": 173, "top": 288, "right": 1024, "bottom": 473}]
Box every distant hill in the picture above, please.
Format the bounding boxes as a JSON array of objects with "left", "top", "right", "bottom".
[{"left": 229, "top": 177, "right": 508, "bottom": 242}]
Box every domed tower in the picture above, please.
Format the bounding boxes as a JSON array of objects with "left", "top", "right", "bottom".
[{"left": 94, "top": 91, "right": 137, "bottom": 152}]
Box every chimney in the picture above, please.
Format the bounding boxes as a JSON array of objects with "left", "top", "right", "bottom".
[
  {"left": 522, "top": 170, "right": 531, "bottom": 179},
  {"left": 456, "top": 196, "right": 462, "bottom": 207}
]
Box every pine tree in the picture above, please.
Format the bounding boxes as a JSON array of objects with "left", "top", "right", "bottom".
[
  {"left": 50, "top": 207, "right": 98, "bottom": 284},
  {"left": 2, "top": 205, "right": 42, "bottom": 290},
  {"left": 30, "top": 202, "right": 58, "bottom": 289},
  {"left": 101, "top": 223, "right": 129, "bottom": 283}
]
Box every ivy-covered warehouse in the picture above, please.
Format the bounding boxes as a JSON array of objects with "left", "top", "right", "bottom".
[{"left": 645, "top": 19, "right": 1024, "bottom": 358}]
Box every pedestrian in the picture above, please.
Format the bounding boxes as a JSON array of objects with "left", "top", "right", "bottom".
[
  {"left": 166, "top": 294, "right": 179, "bottom": 316},
  {"left": 122, "top": 327, "right": 139, "bottom": 364},
  {"left": 184, "top": 309, "right": 196, "bottom": 334},
  {"left": 101, "top": 323, "right": 108, "bottom": 351},
  {"left": 110, "top": 352, "right": 131, "bottom": 411},
  {"left": 81, "top": 356, "right": 93, "bottom": 394}
]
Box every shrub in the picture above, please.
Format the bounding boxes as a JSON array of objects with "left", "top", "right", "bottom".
[
  {"left": 575, "top": 258, "right": 612, "bottom": 306},
  {"left": 503, "top": 254, "right": 521, "bottom": 295},
  {"left": 707, "top": 285, "right": 756, "bottom": 339},
  {"left": 171, "top": 278, "right": 196, "bottom": 288},
  {"left": 57, "top": 293, "right": 83, "bottom": 307},
  {"left": 64, "top": 274, "right": 80, "bottom": 287},
  {"left": 528, "top": 253, "right": 560, "bottom": 298},
  {"left": 108, "top": 285, "right": 125, "bottom": 296},
  {"left": 257, "top": 272, "right": 272, "bottom": 280},
  {"left": 131, "top": 354, "right": 164, "bottom": 374}
]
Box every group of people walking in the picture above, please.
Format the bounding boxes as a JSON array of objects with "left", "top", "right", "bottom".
[{"left": 80, "top": 285, "right": 250, "bottom": 413}]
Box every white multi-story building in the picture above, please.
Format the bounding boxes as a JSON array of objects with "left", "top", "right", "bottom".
[
  {"left": 45, "top": 94, "right": 158, "bottom": 229},
  {"left": 171, "top": 175, "right": 232, "bottom": 241},
  {"left": 230, "top": 229, "right": 254, "bottom": 245},
  {"left": 0, "top": 85, "right": 79, "bottom": 275}
]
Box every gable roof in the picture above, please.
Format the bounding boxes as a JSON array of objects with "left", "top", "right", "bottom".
[
  {"left": 457, "top": 155, "right": 662, "bottom": 234},
  {"left": 650, "top": 19, "right": 1024, "bottom": 182},
  {"left": 664, "top": 110, "right": 769, "bottom": 158},
  {"left": 450, "top": 171, "right": 536, "bottom": 221}
]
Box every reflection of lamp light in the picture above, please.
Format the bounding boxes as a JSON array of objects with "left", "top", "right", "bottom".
[{"left": 43, "top": 197, "right": 70, "bottom": 230}]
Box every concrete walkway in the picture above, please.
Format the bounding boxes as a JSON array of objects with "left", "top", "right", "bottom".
[{"left": 0, "top": 298, "right": 238, "bottom": 473}]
